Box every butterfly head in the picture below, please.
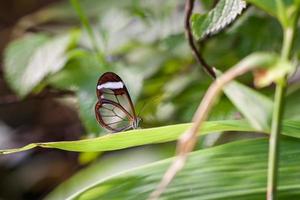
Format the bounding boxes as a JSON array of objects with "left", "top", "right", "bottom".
[{"left": 132, "top": 117, "right": 142, "bottom": 129}]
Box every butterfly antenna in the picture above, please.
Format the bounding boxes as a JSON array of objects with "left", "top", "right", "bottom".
[
  {"left": 137, "top": 96, "right": 161, "bottom": 117},
  {"left": 137, "top": 101, "right": 147, "bottom": 117}
]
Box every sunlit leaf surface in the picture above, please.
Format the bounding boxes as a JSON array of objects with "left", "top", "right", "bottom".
[{"left": 1, "top": 119, "right": 300, "bottom": 155}]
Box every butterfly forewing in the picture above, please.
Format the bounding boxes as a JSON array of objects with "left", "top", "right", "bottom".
[{"left": 95, "top": 72, "right": 137, "bottom": 132}]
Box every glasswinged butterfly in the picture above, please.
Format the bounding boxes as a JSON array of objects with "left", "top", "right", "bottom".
[{"left": 95, "top": 72, "right": 141, "bottom": 132}]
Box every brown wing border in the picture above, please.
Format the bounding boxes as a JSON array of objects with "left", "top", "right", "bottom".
[{"left": 96, "top": 72, "right": 137, "bottom": 120}]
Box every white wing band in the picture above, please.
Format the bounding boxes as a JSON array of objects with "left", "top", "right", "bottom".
[{"left": 97, "top": 81, "right": 124, "bottom": 90}]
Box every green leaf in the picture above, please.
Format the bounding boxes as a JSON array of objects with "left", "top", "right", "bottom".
[
  {"left": 4, "top": 34, "right": 49, "bottom": 96},
  {"left": 45, "top": 146, "right": 173, "bottom": 200},
  {"left": 282, "top": 120, "right": 300, "bottom": 138},
  {"left": 245, "top": 0, "right": 294, "bottom": 23},
  {"left": 47, "top": 51, "right": 103, "bottom": 134},
  {"left": 77, "top": 86, "right": 102, "bottom": 134},
  {"left": 0, "top": 120, "right": 256, "bottom": 154},
  {"left": 191, "top": 0, "right": 246, "bottom": 40},
  {"left": 1, "top": 119, "right": 300, "bottom": 155},
  {"left": 246, "top": 0, "right": 277, "bottom": 16},
  {"left": 223, "top": 81, "right": 273, "bottom": 131},
  {"left": 70, "top": 138, "right": 300, "bottom": 199},
  {"left": 285, "top": 87, "right": 300, "bottom": 120},
  {"left": 4, "top": 32, "right": 78, "bottom": 97},
  {"left": 218, "top": 52, "right": 278, "bottom": 131}
]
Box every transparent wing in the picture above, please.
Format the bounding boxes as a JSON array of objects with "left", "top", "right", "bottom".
[
  {"left": 95, "top": 72, "right": 137, "bottom": 132},
  {"left": 95, "top": 99, "right": 132, "bottom": 132},
  {"left": 99, "top": 87, "right": 135, "bottom": 118}
]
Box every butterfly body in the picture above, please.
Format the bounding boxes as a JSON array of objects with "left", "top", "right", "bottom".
[{"left": 95, "top": 72, "right": 140, "bottom": 132}]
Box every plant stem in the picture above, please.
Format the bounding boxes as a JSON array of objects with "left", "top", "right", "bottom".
[
  {"left": 267, "top": 80, "right": 286, "bottom": 200},
  {"left": 267, "top": 4, "right": 299, "bottom": 199},
  {"left": 281, "top": 28, "right": 294, "bottom": 60}
]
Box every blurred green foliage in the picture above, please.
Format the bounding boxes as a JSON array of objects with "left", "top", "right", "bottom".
[{"left": 2, "top": 0, "right": 300, "bottom": 199}]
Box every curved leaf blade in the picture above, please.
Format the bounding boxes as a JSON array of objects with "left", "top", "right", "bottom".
[
  {"left": 1, "top": 119, "right": 300, "bottom": 155},
  {"left": 71, "top": 138, "right": 300, "bottom": 200},
  {"left": 0, "top": 120, "right": 255, "bottom": 154},
  {"left": 224, "top": 80, "right": 273, "bottom": 131}
]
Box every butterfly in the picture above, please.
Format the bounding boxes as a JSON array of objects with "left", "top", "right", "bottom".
[{"left": 95, "top": 72, "right": 141, "bottom": 132}]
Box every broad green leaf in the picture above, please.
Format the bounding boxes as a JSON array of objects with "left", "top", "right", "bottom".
[
  {"left": 4, "top": 32, "right": 78, "bottom": 97},
  {"left": 224, "top": 81, "right": 273, "bottom": 131},
  {"left": 219, "top": 52, "right": 278, "bottom": 131},
  {"left": 4, "top": 34, "right": 49, "bottom": 96},
  {"left": 191, "top": 0, "right": 246, "bottom": 40},
  {"left": 1, "top": 119, "right": 300, "bottom": 155},
  {"left": 0, "top": 120, "right": 256, "bottom": 154},
  {"left": 72, "top": 138, "right": 300, "bottom": 200}
]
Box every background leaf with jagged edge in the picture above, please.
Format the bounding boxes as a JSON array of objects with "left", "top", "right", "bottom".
[{"left": 191, "top": 0, "right": 247, "bottom": 40}]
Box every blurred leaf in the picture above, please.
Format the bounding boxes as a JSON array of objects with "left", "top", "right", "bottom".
[
  {"left": 78, "top": 152, "right": 102, "bottom": 164},
  {"left": 47, "top": 50, "right": 101, "bottom": 91},
  {"left": 282, "top": 120, "right": 300, "bottom": 138},
  {"left": 4, "top": 32, "right": 79, "bottom": 97},
  {"left": 246, "top": 0, "right": 276, "bottom": 16},
  {"left": 245, "top": 0, "right": 294, "bottom": 19},
  {"left": 77, "top": 85, "right": 101, "bottom": 134},
  {"left": 72, "top": 138, "right": 300, "bottom": 199},
  {"left": 14, "top": 0, "right": 136, "bottom": 29},
  {"left": 216, "top": 52, "right": 279, "bottom": 131},
  {"left": 191, "top": 0, "right": 247, "bottom": 40},
  {"left": 230, "top": 14, "right": 282, "bottom": 58},
  {"left": 45, "top": 145, "right": 174, "bottom": 200},
  {"left": 224, "top": 81, "right": 273, "bottom": 131},
  {"left": 2, "top": 119, "right": 300, "bottom": 155},
  {"left": 48, "top": 51, "right": 104, "bottom": 134},
  {"left": 203, "top": 13, "right": 283, "bottom": 70},
  {"left": 4, "top": 34, "right": 49, "bottom": 96},
  {"left": 285, "top": 87, "right": 300, "bottom": 120},
  {"left": 0, "top": 120, "right": 256, "bottom": 154}
]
